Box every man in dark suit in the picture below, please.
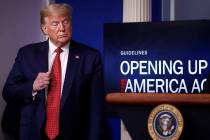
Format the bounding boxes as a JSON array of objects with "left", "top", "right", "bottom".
[{"left": 2, "top": 3, "right": 106, "bottom": 140}]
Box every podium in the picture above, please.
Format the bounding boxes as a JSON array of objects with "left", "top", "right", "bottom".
[{"left": 106, "top": 93, "right": 210, "bottom": 140}]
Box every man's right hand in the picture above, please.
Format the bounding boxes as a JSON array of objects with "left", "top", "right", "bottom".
[{"left": 33, "top": 72, "right": 50, "bottom": 92}]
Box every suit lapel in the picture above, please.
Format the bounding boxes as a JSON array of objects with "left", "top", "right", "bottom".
[
  {"left": 36, "top": 41, "right": 49, "bottom": 72},
  {"left": 61, "top": 42, "right": 81, "bottom": 109}
]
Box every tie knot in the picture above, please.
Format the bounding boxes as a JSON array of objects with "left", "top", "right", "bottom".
[{"left": 55, "top": 47, "right": 63, "bottom": 54}]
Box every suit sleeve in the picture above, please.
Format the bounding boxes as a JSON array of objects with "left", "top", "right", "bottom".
[
  {"left": 2, "top": 48, "right": 34, "bottom": 104},
  {"left": 88, "top": 52, "right": 107, "bottom": 140}
]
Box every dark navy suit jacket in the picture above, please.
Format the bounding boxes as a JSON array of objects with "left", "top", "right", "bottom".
[{"left": 2, "top": 40, "right": 106, "bottom": 140}]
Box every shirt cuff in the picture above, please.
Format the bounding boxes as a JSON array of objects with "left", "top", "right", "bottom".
[{"left": 32, "top": 92, "right": 38, "bottom": 101}]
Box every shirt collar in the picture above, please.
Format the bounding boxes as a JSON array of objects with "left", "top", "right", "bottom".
[{"left": 48, "top": 39, "right": 70, "bottom": 55}]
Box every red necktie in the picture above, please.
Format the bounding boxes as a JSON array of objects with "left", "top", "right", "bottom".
[{"left": 45, "top": 47, "right": 63, "bottom": 140}]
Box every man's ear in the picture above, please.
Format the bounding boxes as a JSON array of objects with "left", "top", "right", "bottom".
[{"left": 41, "top": 25, "right": 48, "bottom": 35}]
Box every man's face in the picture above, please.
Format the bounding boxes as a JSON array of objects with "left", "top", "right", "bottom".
[{"left": 42, "top": 13, "right": 72, "bottom": 47}]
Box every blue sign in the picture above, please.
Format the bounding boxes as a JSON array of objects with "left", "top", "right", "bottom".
[{"left": 104, "top": 20, "right": 210, "bottom": 94}]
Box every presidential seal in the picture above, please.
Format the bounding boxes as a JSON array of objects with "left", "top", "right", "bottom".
[{"left": 148, "top": 104, "right": 183, "bottom": 140}]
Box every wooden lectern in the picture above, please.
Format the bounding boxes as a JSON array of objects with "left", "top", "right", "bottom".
[{"left": 106, "top": 93, "right": 210, "bottom": 140}]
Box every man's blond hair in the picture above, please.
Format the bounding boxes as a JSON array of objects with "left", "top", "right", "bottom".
[{"left": 40, "top": 3, "right": 73, "bottom": 25}]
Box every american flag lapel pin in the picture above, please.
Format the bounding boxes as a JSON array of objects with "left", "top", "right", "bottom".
[{"left": 75, "top": 55, "right": 80, "bottom": 59}]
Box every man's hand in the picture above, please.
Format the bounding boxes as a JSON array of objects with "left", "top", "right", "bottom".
[{"left": 33, "top": 72, "right": 50, "bottom": 92}]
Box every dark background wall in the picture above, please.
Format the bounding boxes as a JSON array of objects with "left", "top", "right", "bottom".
[
  {"left": 175, "top": 0, "right": 210, "bottom": 20},
  {"left": 161, "top": 0, "right": 210, "bottom": 21}
]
